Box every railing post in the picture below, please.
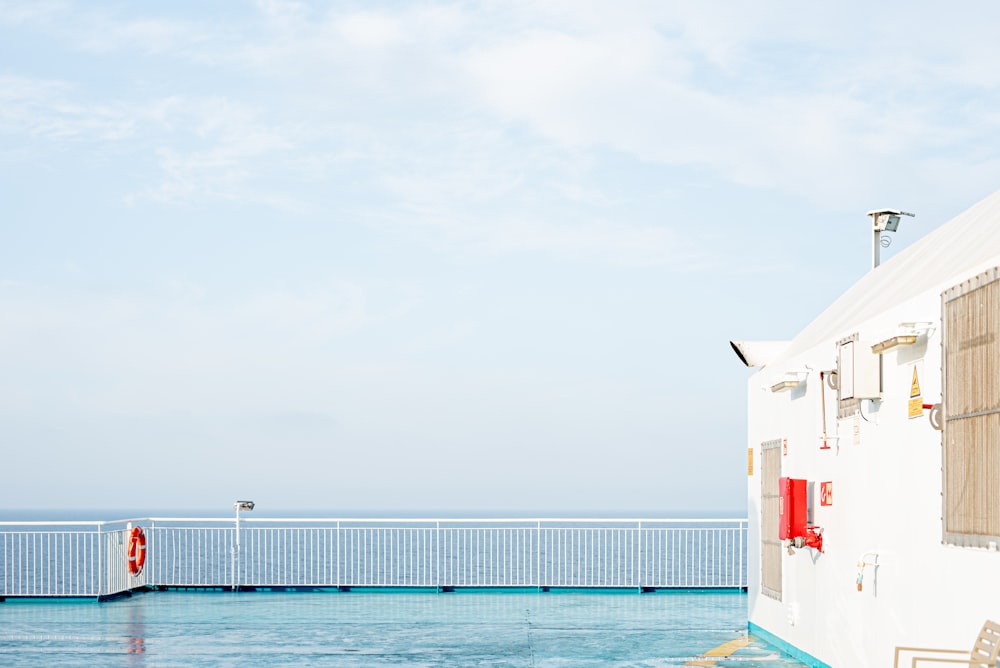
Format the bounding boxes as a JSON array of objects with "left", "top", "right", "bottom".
[
  {"left": 636, "top": 520, "right": 643, "bottom": 591},
  {"left": 149, "top": 519, "right": 156, "bottom": 588},
  {"left": 535, "top": 520, "right": 541, "bottom": 590},
  {"left": 97, "top": 522, "right": 103, "bottom": 599},
  {"left": 231, "top": 509, "right": 240, "bottom": 591}
]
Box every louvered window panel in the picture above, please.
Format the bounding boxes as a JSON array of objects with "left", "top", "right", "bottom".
[
  {"left": 760, "top": 439, "right": 782, "bottom": 600},
  {"left": 943, "top": 267, "right": 1000, "bottom": 547}
]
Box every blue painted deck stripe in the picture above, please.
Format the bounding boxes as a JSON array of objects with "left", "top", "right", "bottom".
[{"left": 748, "top": 622, "right": 832, "bottom": 668}]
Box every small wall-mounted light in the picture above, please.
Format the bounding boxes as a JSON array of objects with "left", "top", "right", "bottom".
[
  {"left": 870, "top": 322, "right": 935, "bottom": 354},
  {"left": 771, "top": 380, "right": 801, "bottom": 392},
  {"left": 234, "top": 500, "right": 255, "bottom": 512},
  {"left": 771, "top": 371, "right": 808, "bottom": 393},
  {"left": 870, "top": 335, "right": 918, "bottom": 354}
]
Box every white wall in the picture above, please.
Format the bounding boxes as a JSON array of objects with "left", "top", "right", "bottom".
[{"left": 746, "top": 282, "right": 1000, "bottom": 667}]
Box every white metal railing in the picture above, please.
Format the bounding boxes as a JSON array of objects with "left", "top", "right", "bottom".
[
  {"left": 1, "top": 518, "right": 746, "bottom": 598},
  {"left": 0, "top": 520, "right": 149, "bottom": 599}
]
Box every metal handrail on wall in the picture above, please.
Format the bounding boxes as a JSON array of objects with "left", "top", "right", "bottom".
[{"left": 1, "top": 518, "right": 747, "bottom": 599}]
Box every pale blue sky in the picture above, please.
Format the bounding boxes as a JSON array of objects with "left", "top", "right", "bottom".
[{"left": 2, "top": 1, "right": 999, "bottom": 513}]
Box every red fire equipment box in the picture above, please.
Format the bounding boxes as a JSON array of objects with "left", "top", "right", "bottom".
[{"left": 778, "top": 477, "right": 808, "bottom": 540}]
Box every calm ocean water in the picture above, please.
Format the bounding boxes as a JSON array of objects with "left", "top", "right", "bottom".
[{"left": 0, "top": 508, "right": 748, "bottom": 521}]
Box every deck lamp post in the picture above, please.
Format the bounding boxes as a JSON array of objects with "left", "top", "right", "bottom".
[
  {"left": 232, "top": 500, "right": 254, "bottom": 590},
  {"left": 867, "top": 209, "right": 914, "bottom": 269}
]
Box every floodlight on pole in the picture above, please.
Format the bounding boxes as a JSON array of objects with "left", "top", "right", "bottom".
[
  {"left": 867, "top": 209, "right": 914, "bottom": 269},
  {"left": 232, "top": 500, "right": 255, "bottom": 590}
]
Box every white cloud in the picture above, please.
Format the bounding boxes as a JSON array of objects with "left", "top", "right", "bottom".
[
  {"left": 5, "top": 1, "right": 1000, "bottom": 261},
  {"left": 78, "top": 17, "right": 209, "bottom": 55},
  {"left": 128, "top": 97, "right": 301, "bottom": 207},
  {"left": 475, "top": 216, "right": 706, "bottom": 269},
  {"left": 0, "top": 75, "right": 136, "bottom": 142},
  {"left": 460, "top": 4, "right": 1000, "bottom": 213},
  {"left": 255, "top": 0, "right": 311, "bottom": 23},
  {"left": 335, "top": 12, "right": 404, "bottom": 47},
  {"left": 0, "top": 0, "right": 69, "bottom": 27},
  {"left": 0, "top": 79, "right": 306, "bottom": 207}
]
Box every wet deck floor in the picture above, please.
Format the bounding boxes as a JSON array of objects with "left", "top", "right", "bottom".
[{"left": 0, "top": 590, "right": 805, "bottom": 666}]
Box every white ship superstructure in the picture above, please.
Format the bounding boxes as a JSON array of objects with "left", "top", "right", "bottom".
[{"left": 736, "top": 190, "right": 1000, "bottom": 666}]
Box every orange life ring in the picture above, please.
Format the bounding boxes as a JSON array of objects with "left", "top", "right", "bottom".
[{"left": 127, "top": 526, "right": 147, "bottom": 576}]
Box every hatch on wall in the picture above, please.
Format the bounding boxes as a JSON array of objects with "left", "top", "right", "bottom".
[{"left": 837, "top": 334, "right": 880, "bottom": 417}]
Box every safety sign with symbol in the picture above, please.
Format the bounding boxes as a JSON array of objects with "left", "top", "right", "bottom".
[{"left": 908, "top": 366, "right": 923, "bottom": 419}]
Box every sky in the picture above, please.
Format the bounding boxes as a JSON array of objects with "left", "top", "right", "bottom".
[{"left": 2, "top": 1, "right": 1000, "bottom": 515}]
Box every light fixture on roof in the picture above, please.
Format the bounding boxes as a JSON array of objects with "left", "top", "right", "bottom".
[
  {"left": 867, "top": 208, "right": 914, "bottom": 269},
  {"left": 232, "top": 500, "right": 255, "bottom": 591}
]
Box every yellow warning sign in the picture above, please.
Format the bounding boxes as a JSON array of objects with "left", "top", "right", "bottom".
[
  {"left": 747, "top": 448, "right": 754, "bottom": 476},
  {"left": 908, "top": 366, "right": 923, "bottom": 418}
]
